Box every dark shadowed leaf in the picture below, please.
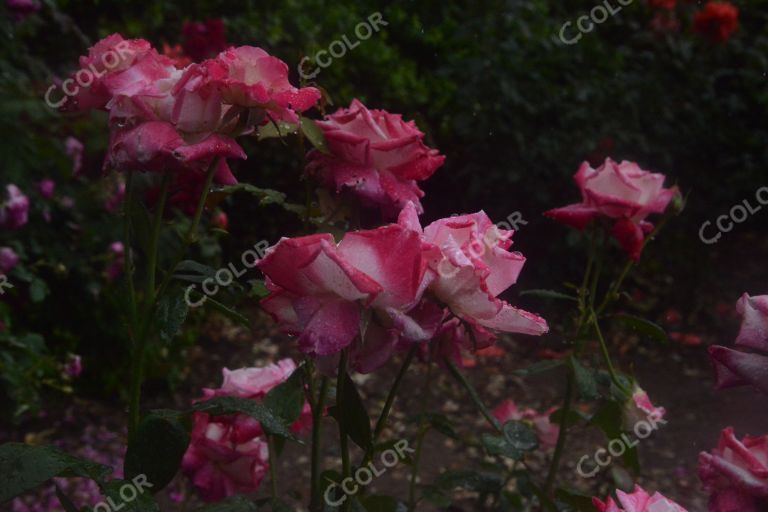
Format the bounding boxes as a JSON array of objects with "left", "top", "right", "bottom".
[
  {"left": 330, "top": 372, "right": 371, "bottom": 452},
  {"left": 613, "top": 314, "right": 668, "bottom": 343},
  {"left": 264, "top": 365, "right": 305, "bottom": 425},
  {"left": 124, "top": 410, "right": 190, "bottom": 491},
  {"left": 191, "top": 397, "right": 298, "bottom": 442}
]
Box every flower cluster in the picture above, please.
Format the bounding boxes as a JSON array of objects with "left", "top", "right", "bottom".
[
  {"left": 257, "top": 202, "right": 548, "bottom": 373},
  {"left": 699, "top": 427, "right": 768, "bottom": 511},
  {"left": 306, "top": 99, "right": 445, "bottom": 218},
  {"left": 182, "top": 359, "right": 311, "bottom": 502},
  {"left": 709, "top": 293, "right": 768, "bottom": 395},
  {"left": 545, "top": 158, "right": 678, "bottom": 261},
  {"left": 693, "top": 2, "right": 739, "bottom": 43},
  {"left": 62, "top": 34, "right": 320, "bottom": 213}
]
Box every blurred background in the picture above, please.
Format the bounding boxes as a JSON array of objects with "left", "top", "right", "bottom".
[{"left": 1, "top": 0, "right": 767, "bottom": 509}]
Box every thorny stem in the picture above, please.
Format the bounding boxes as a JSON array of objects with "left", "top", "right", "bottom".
[
  {"left": 337, "top": 350, "right": 351, "bottom": 512},
  {"left": 445, "top": 359, "right": 502, "bottom": 433},
  {"left": 408, "top": 360, "right": 433, "bottom": 511},
  {"left": 310, "top": 374, "right": 330, "bottom": 511}
]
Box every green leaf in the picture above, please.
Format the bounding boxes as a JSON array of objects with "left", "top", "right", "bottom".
[
  {"left": 250, "top": 280, "right": 270, "bottom": 299},
  {"left": 513, "top": 359, "right": 564, "bottom": 376},
  {"left": 435, "top": 470, "right": 502, "bottom": 494},
  {"left": 554, "top": 488, "right": 594, "bottom": 512},
  {"left": 502, "top": 421, "right": 539, "bottom": 453},
  {"left": 330, "top": 372, "right": 372, "bottom": 452},
  {"left": 423, "top": 413, "right": 459, "bottom": 440},
  {"left": 100, "top": 480, "right": 160, "bottom": 511},
  {"left": 300, "top": 116, "right": 329, "bottom": 153},
  {"left": 194, "top": 495, "right": 260, "bottom": 511},
  {"left": 0, "top": 443, "right": 111, "bottom": 503},
  {"left": 264, "top": 366, "right": 305, "bottom": 426},
  {"left": 191, "top": 397, "right": 298, "bottom": 442},
  {"left": 613, "top": 314, "right": 668, "bottom": 343},
  {"left": 481, "top": 433, "right": 520, "bottom": 459},
  {"left": 519, "top": 289, "right": 578, "bottom": 302},
  {"left": 124, "top": 410, "right": 190, "bottom": 491},
  {"left": 199, "top": 294, "right": 251, "bottom": 328},
  {"left": 29, "top": 279, "right": 49, "bottom": 303},
  {"left": 570, "top": 357, "right": 599, "bottom": 400},
  {"left": 155, "top": 290, "right": 189, "bottom": 342},
  {"left": 589, "top": 402, "right": 639, "bottom": 474},
  {"left": 257, "top": 121, "right": 298, "bottom": 140}
]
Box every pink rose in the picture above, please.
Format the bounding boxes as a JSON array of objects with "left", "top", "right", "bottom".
[
  {"left": 306, "top": 99, "right": 445, "bottom": 218},
  {"left": 65, "top": 137, "right": 84, "bottom": 177},
  {"left": 623, "top": 385, "right": 666, "bottom": 432},
  {"left": 182, "top": 359, "right": 311, "bottom": 502},
  {"left": 211, "top": 46, "right": 320, "bottom": 121},
  {"left": 593, "top": 485, "right": 687, "bottom": 511},
  {"left": 0, "top": 246, "right": 19, "bottom": 274},
  {"left": 212, "top": 211, "right": 228, "bottom": 230},
  {"left": 492, "top": 399, "right": 560, "bottom": 446},
  {"left": 61, "top": 34, "right": 155, "bottom": 112},
  {"left": 0, "top": 185, "right": 29, "bottom": 230},
  {"left": 105, "top": 121, "right": 245, "bottom": 174},
  {"left": 699, "top": 427, "right": 768, "bottom": 511},
  {"left": 6, "top": 0, "right": 40, "bottom": 20},
  {"left": 181, "top": 412, "right": 269, "bottom": 502},
  {"left": 399, "top": 202, "right": 549, "bottom": 339},
  {"left": 258, "top": 224, "right": 439, "bottom": 373},
  {"left": 544, "top": 158, "right": 678, "bottom": 261},
  {"left": 709, "top": 293, "right": 768, "bottom": 395}
]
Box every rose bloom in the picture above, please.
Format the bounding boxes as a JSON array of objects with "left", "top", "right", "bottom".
[
  {"left": 258, "top": 224, "right": 441, "bottom": 373},
  {"left": 544, "top": 158, "right": 678, "bottom": 261},
  {"left": 182, "top": 359, "right": 310, "bottom": 502},
  {"left": 694, "top": 2, "right": 739, "bottom": 43},
  {"left": 593, "top": 485, "right": 688, "bottom": 511},
  {"left": 399, "top": 202, "right": 549, "bottom": 339},
  {"left": 699, "top": 427, "right": 768, "bottom": 511},
  {"left": 623, "top": 385, "right": 666, "bottom": 431},
  {"left": 492, "top": 399, "right": 559, "bottom": 446},
  {"left": 0, "top": 185, "right": 29, "bottom": 230},
  {"left": 709, "top": 293, "right": 768, "bottom": 395},
  {"left": 6, "top": 0, "right": 40, "bottom": 20},
  {"left": 212, "top": 210, "right": 228, "bottom": 230},
  {"left": 306, "top": 99, "right": 445, "bottom": 218},
  {"left": 0, "top": 246, "right": 19, "bottom": 274}
]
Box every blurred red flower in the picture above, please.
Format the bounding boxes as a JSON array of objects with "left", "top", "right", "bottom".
[{"left": 693, "top": 2, "right": 739, "bottom": 43}]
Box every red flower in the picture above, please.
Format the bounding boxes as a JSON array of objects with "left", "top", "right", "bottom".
[
  {"left": 182, "top": 19, "right": 228, "bottom": 62},
  {"left": 693, "top": 2, "right": 739, "bottom": 43}
]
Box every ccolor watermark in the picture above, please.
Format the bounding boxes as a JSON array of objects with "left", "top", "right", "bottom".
[
  {"left": 576, "top": 411, "right": 666, "bottom": 478},
  {"left": 436, "top": 211, "right": 528, "bottom": 279},
  {"left": 44, "top": 41, "right": 138, "bottom": 109},
  {"left": 0, "top": 274, "right": 13, "bottom": 295},
  {"left": 298, "top": 12, "right": 388, "bottom": 80},
  {"left": 699, "top": 186, "right": 768, "bottom": 244},
  {"left": 93, "top": 475, "right": 153, "bottom": 512},
  {"left": 558, "top": 0, "right": 634, "bottom": 45},
  {"left": 184, "top": 240, "right": 270, "bottom": 308},
  {"left": 324, "top": 439, "right": 414, "bottom": 506}
]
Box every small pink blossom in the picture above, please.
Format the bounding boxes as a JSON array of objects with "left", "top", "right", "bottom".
[
  {"left": 105, "top": 241, "right": 125, "bottom": 283},
  {"left": 64, "top": 354, "right": 82, "bottom": 378},
  {"left": 492, "top": 399, "right": 560, "bottom": 446},
  {"left": 592, "top": 485, "right": 687, "bottom": 511},
  {"left": 544, "top": 158, "right": 678, "bottom": 261},
  {"left": 37, "top": 179, "right": 55, "bottom": 199},
  {"left": 306, "top": 99, "right": 445, "bottom": 218},
  {"left": 699, "top": 427, "right": 768, "bottom": 511},
  {"left": 182, "top": 19, "right": 228, "bottom": 61},
  {"left": 0, "top": 246, "right": 19, "bottom": 274},
  {"left": 65, "top": 137, "right": 84, "bottom": 177},
  {"left": 623, "top": 385, "right": 666, "bottom": 431},
  {"left": 0, "top": 185, "right": 29, "bottom": 230}
]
